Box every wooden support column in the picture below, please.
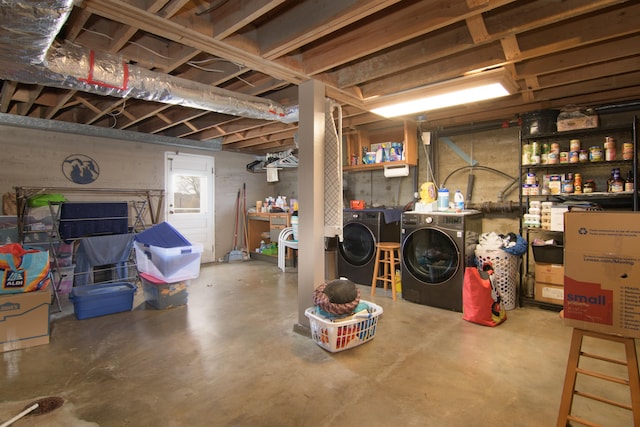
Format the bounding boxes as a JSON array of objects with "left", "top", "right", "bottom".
[{"left": 294, "top": 79, "right": 326, "bottom": 333}]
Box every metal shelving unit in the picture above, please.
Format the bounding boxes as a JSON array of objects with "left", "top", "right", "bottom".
[{"left": 518, "top": 118, "right": 638, "bottom": 309}]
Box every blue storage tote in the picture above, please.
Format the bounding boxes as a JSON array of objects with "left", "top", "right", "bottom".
[
  {"left": 134, "top": 222, "right": 202, "bottom": 282},
  {"left": 69, "top": 282, "right": 137, "bottom": 320}
]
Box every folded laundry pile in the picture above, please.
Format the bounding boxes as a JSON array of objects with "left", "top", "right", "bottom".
[{"left": 477, "top": 231, "right": 527, "bottom": 256}]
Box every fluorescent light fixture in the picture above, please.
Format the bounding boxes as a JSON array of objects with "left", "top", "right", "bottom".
[{"left": 368, "top": 68, "right": 518, "bottom": 118}]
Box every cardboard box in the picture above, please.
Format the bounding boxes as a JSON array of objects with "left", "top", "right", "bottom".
[
  {"left": 557, "top": 112, "right": 599, "bottom": 132},
  {"left": 535, "top": 282, "right": 564, "bottom": 305},
  {"left": 534, "top": 262, "right": 564, "bottom": 286},
  {"left": 563, "top": 211, "right": 640, "bottom": 337},
  {"left": 0, "top": 289, "right": 51, "bottom": 352}
]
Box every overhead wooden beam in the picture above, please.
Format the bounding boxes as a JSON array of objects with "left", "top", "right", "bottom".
[{"left": 0, "top": 80, "right": 17, "bottom": 114}]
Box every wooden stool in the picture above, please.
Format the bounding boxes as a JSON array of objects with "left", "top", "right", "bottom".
[
  {"left": 556, "top": 328, "right": 640, "bottom": 427},
  {"left": 371, "top": 242, "right": 400, "bottom": 301}
]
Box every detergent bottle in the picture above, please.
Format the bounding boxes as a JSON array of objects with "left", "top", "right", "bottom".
[{"left": 454, "top": 190, "right": 464, "bottom": 211}]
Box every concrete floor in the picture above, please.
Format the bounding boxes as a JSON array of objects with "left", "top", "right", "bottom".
[{"left": 2, "top": 260, "right": 639, "bottom": 426}]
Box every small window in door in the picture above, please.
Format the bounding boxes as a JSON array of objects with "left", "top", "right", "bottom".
[{"left": 172, "top": 174, "right": 205, "bottom": 214}]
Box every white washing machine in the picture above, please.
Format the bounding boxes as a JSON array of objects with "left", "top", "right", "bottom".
[{"left": 400, "top": 210, "right": 482, "bottom": 312}]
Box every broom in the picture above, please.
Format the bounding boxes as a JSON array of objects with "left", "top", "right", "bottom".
[{"left": 228, "top": 188, "right": 244, "bottom": 262}]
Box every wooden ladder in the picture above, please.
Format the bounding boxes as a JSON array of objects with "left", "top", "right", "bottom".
[{"left": 557, "top": 328, "right": 640, "bottom": 427}]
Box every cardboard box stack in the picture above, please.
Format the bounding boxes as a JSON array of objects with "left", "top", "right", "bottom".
[
  {"left": 563, "top": 211, "right": 640, "bottom": 338},
  {"left": 534, "top": 262, "right": 564, "bottom": 305},
  {"left": 532, "top": 237, "right": 564, "bottom": 305}
]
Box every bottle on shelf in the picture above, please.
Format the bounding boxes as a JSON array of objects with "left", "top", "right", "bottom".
[
  {"left": 583, "top": 179, "right": 596, "bottom": 193},
  {"left": 454, "top": 190, "right": 464, "bottom": 210},
  {"left": 609, "top": 168, "right": 624, "bottom": 193},
  {"left": 574, "top": 173, "right": 582, "bottom": 194},
  {"left": 625, "top": 170, "right": 634, "bottom": 192}
]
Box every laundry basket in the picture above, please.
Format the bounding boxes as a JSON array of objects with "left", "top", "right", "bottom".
[
  {"left": 474, "top": 248, "right": 521, "bottom": 310},
  {"left": 305, "top": 300, "right": 383, "bottom": 352}
]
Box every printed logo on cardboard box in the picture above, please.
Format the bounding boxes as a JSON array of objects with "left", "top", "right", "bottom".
[{"left": 564, "top": 278, "right": 614, "bottom": 326}]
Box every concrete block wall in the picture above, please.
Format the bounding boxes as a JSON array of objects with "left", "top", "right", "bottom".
[{"left": 0, "top": 124, "right": 268, "bottom": 260}]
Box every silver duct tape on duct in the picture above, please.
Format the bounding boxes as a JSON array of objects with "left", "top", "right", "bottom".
[
  {"left": 45, "top": 42, "right": 299, "bottom": 122},
  {"left": 0, "top": 0, "right": 299, "bottom": 123}
]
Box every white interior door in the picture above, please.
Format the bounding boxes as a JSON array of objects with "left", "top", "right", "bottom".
[{"left": 165, "top": 152, "right": 215, "bottom": 263}]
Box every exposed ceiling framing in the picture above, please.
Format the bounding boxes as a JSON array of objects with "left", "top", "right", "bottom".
[{"left": 1, "top": 0, "right": 639, "bottom": 155}]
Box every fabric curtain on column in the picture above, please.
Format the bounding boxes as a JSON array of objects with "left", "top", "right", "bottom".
[{"left": 324, "top": 99, "right": 343, "bottom": 240}]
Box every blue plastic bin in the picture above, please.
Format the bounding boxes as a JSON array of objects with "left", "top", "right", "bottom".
[
  {"left": 70, "top": 282, "right": 137, "bottom": 320},
  {"left": 134, "top": 222, "right": 191, "bottom": 247}
]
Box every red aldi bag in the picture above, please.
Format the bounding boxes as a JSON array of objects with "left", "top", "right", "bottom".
[{"left": 462, "top": 265, "right": 506, "bottom": 327}]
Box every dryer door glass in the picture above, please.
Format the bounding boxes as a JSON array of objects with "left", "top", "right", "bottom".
[
  {"left": 338, "top": 222, "right": 375, "bottom": 267},
  {"left": 402, "top": 228, "right": 460, "bottom": 284}
]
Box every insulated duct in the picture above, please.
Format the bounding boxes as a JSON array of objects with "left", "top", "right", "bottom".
[{"left": 0, "top": 0, "right": 298, "bottom": 123}]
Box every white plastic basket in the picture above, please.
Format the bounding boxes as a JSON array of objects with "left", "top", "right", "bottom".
[
  {"left": 475, "top": 248, "right": 521, "bottom": 310},
  {"left": 305, "top": 300, "right": 383, "bottom": 353}
]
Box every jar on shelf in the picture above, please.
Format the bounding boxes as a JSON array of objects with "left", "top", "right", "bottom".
[
  {"left": 574, "top": 173, "right": 582, "bottom": 194},
  {"left": 578, "top": 149, "right": 588, "bottom": 163},
  {"left": 589, "top": 146, "right": 603, "bottom": 162},
  {"left": 604, "top": 137, "right": 616, "bottom": 161},
  {"left": 609, "top": 168, "right": 624, "bottom": 193},
  {"left": 583, "top": 180, "right": 596, "bottom": 193},
  {"left": 522, "top": 144, "right": 532, "bottom": 165},
  {"left": 562, "top": 172, "right": 574, "bottom": 193},
  {"left": 569, "top": 151, "right": 579, "bottom": 163},
  {"left": 531, "top": 141, "right": 541, "bottom": 164},
  {"left": 570, "top": 139, "right": 581, "bottom": 152},
  {"left": 541, "top": 142, "right": 550, "bottom": 164}
]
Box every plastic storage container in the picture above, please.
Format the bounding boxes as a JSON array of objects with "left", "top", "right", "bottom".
[
  {"left": 532, "top": 243, "right": 564, "bottom": 264},
  {"left": 305, "top": 300, "right": 383, "bottom": 352},
  {"left": 437, "top": 188, "right": 449, "bottom": 211},
  {"left": 521, "top": 109, "right": 560, "bottom": 136},
  {"left": 69, "top": 282, "right": 137, "bottom": 320},
  {"left": 140, "top": 272, "right": 188, "bottom": 309},
  {"left": 134, "top": 222, "right": 202, "bottom": 282}
]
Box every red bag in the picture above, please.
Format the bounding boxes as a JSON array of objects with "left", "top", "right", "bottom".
[{"left": 462, "top": 266, "right": 506, "bottom": 327}]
